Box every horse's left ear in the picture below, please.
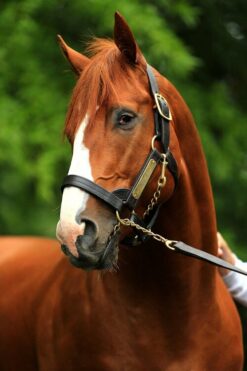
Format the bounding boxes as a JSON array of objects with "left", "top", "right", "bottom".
[
  {"left": 114, "top": 12, "right": 142, "bottom": 64},
  {"left": 57, "top": 35, "right": 90, "bottom": 75}
]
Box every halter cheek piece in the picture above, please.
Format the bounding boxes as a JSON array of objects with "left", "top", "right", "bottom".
[{"left": 61, "top": 64, "right": 247, "bottom": 276}]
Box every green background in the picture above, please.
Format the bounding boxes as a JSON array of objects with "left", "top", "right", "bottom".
[{"left": 0, "top": 0, "right": 246, "bottom": 365}]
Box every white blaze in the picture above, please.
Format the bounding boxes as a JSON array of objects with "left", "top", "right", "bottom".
[{"left": 56, "top": 116, "right": 93, "bottom": 256}]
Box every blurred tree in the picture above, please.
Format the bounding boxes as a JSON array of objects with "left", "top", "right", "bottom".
[
  {"left": 170, "top": 0, "right": 247, "bottom": 255},
  {"left": 0, "top": 0, "right": 246, "bottom": 255},
  {"left": 0, "top": 0, "right": 198, "bottom": 236}
]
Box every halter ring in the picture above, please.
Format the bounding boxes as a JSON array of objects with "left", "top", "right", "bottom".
[{"left": 151, "top": 135, "right": 159, "bottom": 150}]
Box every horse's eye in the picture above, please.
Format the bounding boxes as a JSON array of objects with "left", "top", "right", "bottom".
[
  {"left": 113, "top": 109, "right": 137, "bottom": 130},
  {"left": 118, "top": 113, "right": 135, "bottom": 126}
]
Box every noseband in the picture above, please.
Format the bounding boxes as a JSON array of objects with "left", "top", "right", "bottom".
[{"left": 61, "top": 64, "right": 247, "bottom": 276}]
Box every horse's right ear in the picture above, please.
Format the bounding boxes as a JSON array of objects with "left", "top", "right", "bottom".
[
  {"left": 57, "top": 35, "right": 89, "bottom": 76},
  {"left": 114, "top": 12, "right": 140, "bottom": 64}
]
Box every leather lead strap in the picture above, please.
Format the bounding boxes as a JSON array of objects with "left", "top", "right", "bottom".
[{"left": 173, "top": 242, "right": 247, "bottom": 276}]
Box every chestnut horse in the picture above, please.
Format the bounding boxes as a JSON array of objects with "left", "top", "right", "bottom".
[{"left": 0, "top": 13, "right": 243, "bottom": 371}]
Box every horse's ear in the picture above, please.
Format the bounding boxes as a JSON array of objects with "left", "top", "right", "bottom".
[
  {"left": 57, "top": 35, "right": 89, "bottom": 75},
  {"left": 114, "top": 12, "right": 141, "bottom": 64}
]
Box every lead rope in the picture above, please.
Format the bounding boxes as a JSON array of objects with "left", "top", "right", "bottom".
[
  {"left": 116, "top": 211, "right": 176, "bottom": 251},
  {"left": 113, "top": 149, "right": 176, "bottom": 251}
]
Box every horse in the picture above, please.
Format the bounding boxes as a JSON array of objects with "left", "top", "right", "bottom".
[{"left": 0, "top": 12, "right": 243, "bottom": 371}]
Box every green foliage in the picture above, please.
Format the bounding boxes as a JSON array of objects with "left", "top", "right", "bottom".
[
  {"left": 0, "top": 0, "right": 246, "bottom": 251},
  {"left": 0, "top": 0, "right": 199, "bottom": 236}
]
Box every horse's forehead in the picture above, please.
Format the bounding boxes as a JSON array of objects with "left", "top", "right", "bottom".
[
  {"left": 115, "top": 71, "right": 148, "bottom": 94},
  {"left": 71, "top": 67, "right": 151, "bottom": 143}
]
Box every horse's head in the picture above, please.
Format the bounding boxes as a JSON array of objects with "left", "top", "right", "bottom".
[{"left": 56, "top": 13, "right": 180, "bottom": 270}]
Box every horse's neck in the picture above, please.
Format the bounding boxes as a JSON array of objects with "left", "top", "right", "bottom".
[
  {"left": 117, "top": 93, "right": 218, "bottom": 300},
  {"left": 165, "top": 90, "right": 218, "bottom": 256},
  {"left": 160, "top": 150, "right": 217, "bottom": 256}
]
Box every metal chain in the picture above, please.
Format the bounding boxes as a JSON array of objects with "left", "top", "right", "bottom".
[
  {"left": 143, "top": 153, "right": 168, "bottom": 218},
  {"left": 110, "top": 221, "right": 121, "bottom": 239},
  {"left": 109, "top": 150, "right": 174, "bottom": 251},
  {"left": 116, "top": 211, "right": 175, "bottom": 251}
]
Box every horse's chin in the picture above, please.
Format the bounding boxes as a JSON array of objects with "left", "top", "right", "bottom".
[{"left": 61, "top": 238, "right": 119, "bottom": 271}]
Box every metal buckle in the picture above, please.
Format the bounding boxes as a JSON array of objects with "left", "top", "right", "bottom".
[{"left": 154, "top": 93, "right": 172, "bottom": 121}]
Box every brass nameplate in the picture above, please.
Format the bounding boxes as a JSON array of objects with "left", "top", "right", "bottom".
[{"left": 132, "top": 159, "right": 157, "bottom": 199}]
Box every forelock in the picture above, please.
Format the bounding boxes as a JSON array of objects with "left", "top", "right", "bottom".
[{"left": 64, "top": 38, "right": 134, "bottom": 141}]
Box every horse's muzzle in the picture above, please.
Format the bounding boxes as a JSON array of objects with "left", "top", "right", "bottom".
[{"left": 61, "top": 228, "right": 119, "bottom": 270}]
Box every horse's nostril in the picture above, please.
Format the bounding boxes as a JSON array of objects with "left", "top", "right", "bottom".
[
  {"left": 76, "top": 219, "right": 98, "bottom": 254},
  {"left": 83, "top": 219, "right": 98, "bottom": 238}
]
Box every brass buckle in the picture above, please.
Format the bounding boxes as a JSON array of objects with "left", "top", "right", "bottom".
[
  {"left": 154, "top": 93, "right": 172, "bottom": 120},
  {"left": 151, "top": 135, "right": 158, "bottom": 150}
]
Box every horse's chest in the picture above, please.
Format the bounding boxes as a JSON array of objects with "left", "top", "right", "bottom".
[
  {"left": 41, "top": 305, "right": 197, "bottom": 371},
  {"left": 35, "top": 282, "right": 243, "bottom": 371}
]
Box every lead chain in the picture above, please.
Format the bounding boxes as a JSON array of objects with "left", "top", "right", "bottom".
[
  {"left": 110, "top": 220, "right": 121, "bottom": 238},
  {"left": 116, "top": 211, "right": 175, "bottom": 251},
  {"left": 110, "top": 153, "right": 172, "bottom": 250},
  {"left": 143, "top": 153, "right": 168, "bottom": 218}
]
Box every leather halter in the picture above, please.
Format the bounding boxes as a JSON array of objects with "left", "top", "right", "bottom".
[
  {"left": 61, "top": 64, "right": 178, "bottom": 241},
  {"left": 61, "top": 64, "right": 247, "bottom": 276}
]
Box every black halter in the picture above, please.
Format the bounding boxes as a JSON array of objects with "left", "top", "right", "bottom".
[
  {"left": 61, "top": 64, "right": 179, "bottom": 242},
  {"left": 61, "top": 64, "right": 247, "bottom": 276}
]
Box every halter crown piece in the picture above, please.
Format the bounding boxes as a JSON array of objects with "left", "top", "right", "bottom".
[{"left": 61, "top": 64, "right": 247, "bottom": 275}]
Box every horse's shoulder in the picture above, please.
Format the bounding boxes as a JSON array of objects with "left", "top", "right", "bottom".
[
  {"left": 0, "top": 235, "right": 59, "bottom": 253},
  {"left": 0, "top": 236, "right": 64, "bottom": 300}
]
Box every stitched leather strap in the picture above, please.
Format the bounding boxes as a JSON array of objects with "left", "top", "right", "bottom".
[
  {"left": 166, "top": 150, "right": 179, "bottom": 188},
  {"left": 146, "top": 64, "right": 179, "bottom": 187},
  {"left": 173, "top": 241, "right": 247, "bottom": 276},
  {"left": 61, "top": 175, "right": 125, "bottom": 212},
  {"left": 147, "top": 64, "right": 159, "bottom": 96}
]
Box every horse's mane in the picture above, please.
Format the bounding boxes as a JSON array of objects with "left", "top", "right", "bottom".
[{"left": 64, "top": 38, "right": 136, "bottom": 141}]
